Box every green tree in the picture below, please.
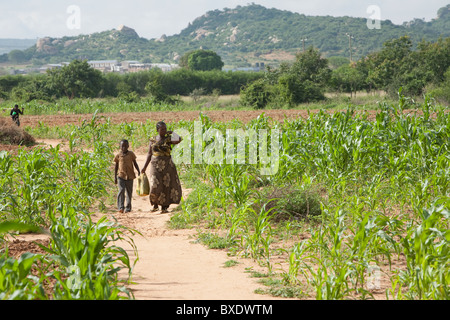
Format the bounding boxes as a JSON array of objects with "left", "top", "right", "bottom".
[
  {"left": 415, "top": 37, "right": 450, "bottom": 85},
  {"left": 275, "top": 47, "right": 331, "bottom": 105},
  {"left": 276, "top": 73, "right": 305, "bottom": 106},
  {"left": 240, "top": 47, "right": 331, "bottom": 108},
  {"left": 181, "top": 50, "right": 224, "bottom": 71},
  {"left": 291, "top": 47, "right": 331, "bottom": 86},
  {"left": 331, "top": 64, "right": 365, "bottom": 97},
  {"left": 240, "top": 78, "right": 275, "bottom": 109},
  {"left": 179, "top": 50, "right": 194, "bottom": 69},
  {"left": 12, "top": 74, "right": 54, "bottom": 102},
  {"left": 363, "top": 36, "right": 413, "bottom": 94},
  {"left": 354, "top": 35, "right": 450, "bottom": 96},
  {"left": 47, "top": 60, "right": 105, "bottom": 99},
  {"left": 355, "top": 54, "right": 377, "bottom": 92},
  {"left": 8, "top": 50, "right": 26, "bottom": 64},
  {"left": 426, "top": 66, "right": 450, "bottom": 103},
  {"left": 145, "top": 77, "right": 176, "bottom": 104}
]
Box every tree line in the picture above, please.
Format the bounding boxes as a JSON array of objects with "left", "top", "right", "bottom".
[
  {"left": 1, "top": 36, "right": 450, "bottom": 106},
  {"left": 0, "top": 60, "right": 262, "bottom": 103},
  {"left": 240, "top": 35, "right": 450, "bottom": 108}
]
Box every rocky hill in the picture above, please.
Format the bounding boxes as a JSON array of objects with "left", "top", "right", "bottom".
[{"left": 18, "top": 4, "right": 450, "bottom": 68}]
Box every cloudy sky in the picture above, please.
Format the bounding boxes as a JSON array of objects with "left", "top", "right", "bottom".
[{"left": 1, "top": 0, "right": 448, "bottom": 39}]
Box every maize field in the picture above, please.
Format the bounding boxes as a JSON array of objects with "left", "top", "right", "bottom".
[{"left": 0, "top": 93, "right": 449, "bottom": 300}]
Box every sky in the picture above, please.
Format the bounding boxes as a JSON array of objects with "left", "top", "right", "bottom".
[{"left": 0, "top": 0, "right": 449, "bottom": 39}]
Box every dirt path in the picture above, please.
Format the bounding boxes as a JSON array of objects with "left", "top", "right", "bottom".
[
  {"left": 9, "top": 140, "right": 288, "bottom": 300},
  {"left": 98, "top": 151, "right": 286, "bottom": 300}
]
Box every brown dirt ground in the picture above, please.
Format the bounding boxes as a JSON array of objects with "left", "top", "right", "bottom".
[
  {"left": 16, "top": 109, "right": 381, "bottom": 128},
  {"left": 16, "top": 108, "right": 433, "bottom": 128}
]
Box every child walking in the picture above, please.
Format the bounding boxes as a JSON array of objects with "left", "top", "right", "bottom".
[
  {"left": 114, "top": 139, "right": 140, "bottom": 213},
  {"left": 10, "top": 104, "right": 24, "bottom": 126}
]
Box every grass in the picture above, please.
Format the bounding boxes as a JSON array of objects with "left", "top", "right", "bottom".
[
  {"left": 0, "top": 91, "right": 403, "bottom": 117},
  {"left": 256, "top": 277, "right": 308, "bottom": 299},
  {"left": 224, "top": 260, "right": 240, "bottom": 268},
  {"left": 195, "top": 231, "right": 236, "bottom": 249}
]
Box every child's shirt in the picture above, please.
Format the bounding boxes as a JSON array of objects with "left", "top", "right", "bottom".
[
  {"left": 114, "top": 150, "right": 137, "bottom": 180},
  {"left": 10, "top": 108, "right": 22, "bottom": 117}
]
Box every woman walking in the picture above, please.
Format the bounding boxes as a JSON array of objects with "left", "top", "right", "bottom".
[{"left": 141, "top": 121, "right": 183, "bottom": 213}]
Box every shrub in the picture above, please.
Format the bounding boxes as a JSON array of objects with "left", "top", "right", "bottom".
[
  {"left": 425, "top": 67, "right": 450, "bottom": 104},
  {"left": 257, "top": 185, "right": 322, "bottom": 221},
  {"left": 239, "top": 78, "right": 275, "bottom": 109}
]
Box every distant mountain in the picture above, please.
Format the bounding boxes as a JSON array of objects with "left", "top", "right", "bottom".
[
  {"left": 0, "top": 39, "right": 36, "bottom": 55},
  {"left": 28, "top": 24, "right": 151, "bottom": 62},
  {"left": 13, "top": 4, "right": 450, "bottom": 68}
]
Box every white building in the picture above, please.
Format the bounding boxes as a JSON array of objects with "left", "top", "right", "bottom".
[{"left": 87, "top": 60, "right": 119, "bottom": 72}]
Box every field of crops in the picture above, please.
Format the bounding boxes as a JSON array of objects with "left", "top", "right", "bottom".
[{"left": 0, "top": 93, "right": 449, "bottom": 300}]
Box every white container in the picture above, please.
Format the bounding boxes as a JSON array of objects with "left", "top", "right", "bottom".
[{"left": 171, "top": 132, "right": 180, "bottom": 142}]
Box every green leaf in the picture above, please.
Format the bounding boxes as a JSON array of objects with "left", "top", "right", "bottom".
[{"left": 0, "top": 221, "right": 44, "bottom": 234}]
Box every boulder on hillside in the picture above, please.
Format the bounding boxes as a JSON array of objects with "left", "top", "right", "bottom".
[
  {"left": 155, "top": 34, "right": 167, "bottom": 42},
  {"left": 36, "top": 37, "right": 51, "bottom": 52},
  {"left": 117, "top": 25, "right": 139, "bottom": 38}
]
